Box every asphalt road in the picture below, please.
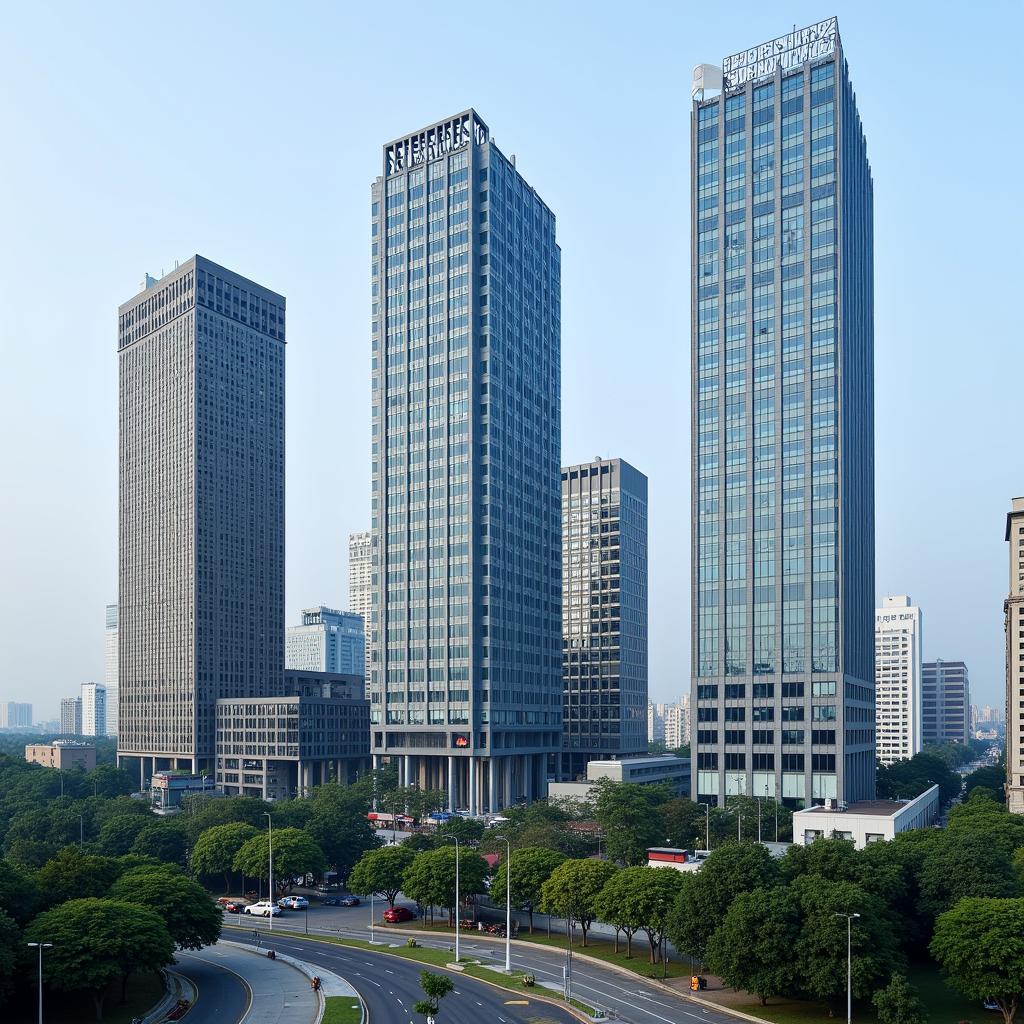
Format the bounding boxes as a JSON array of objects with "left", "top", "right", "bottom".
[
  {"left": 227, "top": 928, "right": 579, "bottom": 1024},
  {"left": 174, "top": 949, "right": 251, "bottom": 1024}
]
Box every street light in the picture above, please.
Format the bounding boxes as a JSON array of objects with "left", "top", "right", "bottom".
[
  {"left": 27, "top": 942, "right": 52, "bottom": 1024},
  {"left": 264, "top": 812, "right": 274, "bottom": 932},
  {"left": 446, "top": 836, "right": 461, "bottom": 964},
  {"left": 834, "top": 912, "right": 860, "bottom": 1024},
  {"left": 494, "top": 835, "right": 512, "bottom": 972}
]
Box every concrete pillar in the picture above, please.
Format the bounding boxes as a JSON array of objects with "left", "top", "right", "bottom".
[
  {"left": 522, "top": 754, "right": 531, "bottom": 805},
  {"left": 448, "top": 756, "right": 456, "bottom": 811},
  {"left": 139, "top": 758, "right": 145, "bottom": 791},
  {"left": 469, "top": 757, "right": 478, "bottom": 816},
  {"left": 488, "top": 758, "right": 497, "bottom": 813},
  {"left": 404, "top": 755, "right": 413, "bottom": 791},
  {"left": 372, "top": 753, "right": 381, "bottom": 772}
]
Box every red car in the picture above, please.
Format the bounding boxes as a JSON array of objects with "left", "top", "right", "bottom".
[
  {"left": 216, "top": 898, "right": 247, "bottom": 913},
  {"left": 382, "top": 906, "right": 415, "bottom": 923}
]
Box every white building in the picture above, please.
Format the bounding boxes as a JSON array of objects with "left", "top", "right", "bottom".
[
  {"left": 104, "top": 604, "right": 118, "bottom": 735},
  {"left": 81, "top": 683, "right": 107, "bottom": 737},
  {"left": 792, "top": 786, "right": 939, "bottom": 849},
  {"left": 286, "top": 606, "right": 365, "bottom": 677},
  {"left": 647, "top": 701, "right": 665, "bottom": 744},
  {"left": 1005, "top": 497, "right": 1024, "bottom": 814},
  {"left": 348, "top": 532, "right": 373, "bottom": 625},
  {"left": 548, "top": 754, "right": 691, "bottom": 801},
  {"left": 647, "top": 699, "right": 690, "bottom": 749},
  {"left": 874, "top": 596, "right": 923, "bottom": 765}
]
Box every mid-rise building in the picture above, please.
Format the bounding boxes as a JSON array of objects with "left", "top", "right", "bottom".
[
  {"left": 690, "top": 18, "right": 876, "bottom": 806},
  {"left": 792, "top": 785, "right": 939, "bottom": 849},
  {"left": 548, "top": 754, "right": 691, "bottom": 801},
  {"left": 286, "top": 606, "right": 366, "bottom": 677},
  {"left": 117, "top": 257, "right": 285, "bottom": 784},
  {"left": 562, "top": 458, "right": 648, "bottom": 778},
  {"left": 370, "top": 111, "right": 562, "bottom": 812},
  {"left": 348, "top": 531, "right": 373, "bottom": 625},
  {"left": 81, "top": 682, "right": 107, "bottom": 738},
  {"left": 104, "top": 603, "right": 119, "bottom": 735},
  {"left": 647, "top": 701, "right": 666, "bottom": 745},
  {"left": 0, "top": 702, "right": 33, "bottom": 729},
  {"left": 1005, "top": 497, "right": 1024, "bottom": 813},
  {"left": 25, "top": 741, "right": 96, "bottom": 772},
  {"left": 664, "top": 697, "right": 691, "bottom": 749},
  {"left": 874, "top": 596, "right": 923, "bottom": 765},
  {"left": 60, "top": 697, "right": 82, "bottom": 735},
  {"left": 922, "top": 660, "right": 970, "bottom": 746}
]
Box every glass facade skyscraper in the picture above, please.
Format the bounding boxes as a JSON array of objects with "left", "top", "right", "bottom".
[
  {"left": 690, "top": 20, "right": 876, "bottom": 806},
  {"left": 561, "top": 458, "right": 648, "bottom": 779},
  {"left": 369, "top": 111, "right": 562, "bottom": 813}
]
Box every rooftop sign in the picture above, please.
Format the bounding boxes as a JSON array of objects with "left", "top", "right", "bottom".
[
  {"left": 723, "top": 17, "right": 838, "bottom": 89},
  {"left": 385, "top": 111, "right": 489, "bottom": 176}
]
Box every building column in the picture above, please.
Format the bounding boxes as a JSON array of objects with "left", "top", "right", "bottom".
[
  {"left": 488, "top": 759, "right": 497, "bottom": 813},
  {"left": 448, "top": 756, "right": 456, "bottom": 811},
  {"left": 372, "top": 753, "right": 381, "bottom": 772},
  {"left": 469, "top": 757, "right": 478, "bottom": 816},
  {"left": 297, "top": 760, "right": 304, "bottom": 797},
  {"left": 522, "top": 754, "right": 532, "bottom": 805},
  {"left": 404, "top": 755, "right": 413, "bottom": 791},
  {"left": 139, "top": 758, "right": 145, "bottom": 791},
  {"left": 504, "top": 756, "right": 514, "bottom": 809}
]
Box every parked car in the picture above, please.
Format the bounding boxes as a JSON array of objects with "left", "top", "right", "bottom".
[
  {"left": 244, "top": 901, "right": 281, "bottom": 917},
  {"left": 339, "top": 895, "right": 360, "bottom": 907},
  {"left": 278, "top": 896, "right": 309, "bottom": 910},
  {"left": 983, "top": 1000, "right": 1000, "bottom": 1013},
  {"left": 383, "top": 906, "right": 415, "bottom": 923},
  {"left": 321, "top": 896, "right": 344, "bottom": 906},
  {"left": 218, "top": 899, "right": 247, "bottom": 913}
]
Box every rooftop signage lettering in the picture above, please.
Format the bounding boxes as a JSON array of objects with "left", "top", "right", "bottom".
[
  {"left": 386, "top": 112, "right": 488, "bottom": 176},
  {"left": 723, "top": 17, "right": 838, "bottom": 88}
]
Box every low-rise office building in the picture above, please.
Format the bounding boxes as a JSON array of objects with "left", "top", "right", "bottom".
[
  {"left": 548, "top": 754, "right": 690, "bottom": 802},
  {"left": 792, "top": 785, "right": 939, "bottom": 849},
  {"left": 150, "top": 771, "right": 219, "bottom": 813},
  {"left": 25, "top": 741, "right": 97, "bottom": 771}
]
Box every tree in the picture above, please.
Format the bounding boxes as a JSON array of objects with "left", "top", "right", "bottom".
[
  {"left": 4, "top": 837, "right": 57, "bottom": 871},
  {"left": 97, "top": 813, "right": 151, "bottom": 856},
  {"left": 629, "top": 867, "right": 683, "bottom": 962},
  {"left": 965, "top": 765, "right": 1007, "bottom": 800},
  {"left": 233, "top": 828, "right": 327, "bottom": 896},
  {"left": 434, "top": 818, "right": 486, "bottom": 844},
  {"left": 539, "top": 858, "right": 619, "bottom": 946},
  {"left": 0, "top": 858, "right": 43, "bottom": 925},
  {"left": 414, "top": 970, "right": 455, "bottom": 1019},
  {"left": 661, "top": 798, "right": 710, "bottom": 851},
  {"left": 0, "top": 908, "right": 19, "bottom": 1004},
  {"left": 593, "top": 868, "right": 644, "bottom": 957},
  {"left": 191, "top": 822, "right": 260, "bottom": 892},
  {"left": 305, "top": 785, "right": 380, "bottom": 880},
  {"left": 130, "top": 820, "right": 188, "bottom": 865},
  {"left": 876, "top": 751, "right": 960, "bottom": 804},
  {"left": 85, "top": 764, "right": 136, "bottom": 799},
  {"left": 873, "top": 974, "right": 926, "bottom": 1024},
  {"left": 707, "top": 886, "right": 801, "bottom": 1005},
  {"left": 401, "top": 846, "right": 488, "bottom": 923},
  {"left": 25, "top": 898, "right": 175, "bottom": 1020},
  {"left": 35, "top": 846, "right": 120, "bottom": 904},
  {"left": 592, "top": 779, "right": 671, "bottom": 865},
  {"left": 180, "top": 794, "right": 270, "bottom": 844},
  {"left": 109, "top": 867, "right": 221, "bottom": 950},
  {"left": 491, "top": 847, "right": 565, "bottom": 933},
  {"left": 918, "top": 829, "right": 1019, "bottom": 920},
  {"left": 348, "top": 845, "right": 416, "bottom": 907},
  {"left": 932, "top": 897, "right": 1024, "bottom": 1024}
]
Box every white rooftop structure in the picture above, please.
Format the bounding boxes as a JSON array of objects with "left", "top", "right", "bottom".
[{"left": 792, "top": 785, "right": 939, "bottom": 850}]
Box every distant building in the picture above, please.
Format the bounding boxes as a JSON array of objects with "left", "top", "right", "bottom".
[
  {"left": 874, "top": 596, "right": 923, "bottom": 765},
  {"left": 60, "top": 697, "right": 82, "bottom": 735},
  {"left": 81, "top": 683, "right": 107, "bottom": 737},
  {"left": 548, "top": 754, "right": 690, "bottom": 801},
  {"left": 664, "top": 698, "right": 691, "bottom": 749},
  {"left": 1005, "top": 497, "right": 1024, "bottom": 814},
  {"left": 0, "top": 702, "right": 33, "bottom": 729},
  {"left": 348, "top": 531, "right": 373, "bottom": 626},
  {"left": 104, "top": 604, "right": 118, "bottom": 735},
  {"left": 792, "top": 785, "right": 939, "bottom": 849},
  {"left": 922, "top": 660, "right": 970, "bottom": 746},
  {"left": 25, "top": 741, "right": 96, "bottom": 771},
  {"left": 647, "top": 701, "right": 665, "bottom": 745},
  {"left": 150, "top": 771, "right": 219, "bottom": 814},
  {"left": 286, "top": 606, "right": 365, "bottom": 677}
]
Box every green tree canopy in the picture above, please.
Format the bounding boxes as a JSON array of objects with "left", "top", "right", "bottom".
[
  {"left": 414, "top": 969, "right": 455, "bottom": 1019},
  {"left": 25, "top": 897, "right": 175, "bottom": 1020},
  {"left": 592, "top": 867, "right": 645, "bottom": 957},
  {"left": 130, "top": 820, "right": 188, "bottom": 865},
  {"left": 707, "top": 885, "right": 801, "bottom": 1005},
  {"left": 0, "top": 858, "right": 44, "bottom": 925},
  {"left": 876, "top": 751, "right": 960, "bottom": 803},
  {"left": 539, "top": 857, "right": 619, "bottom": 945},
  {"left": 109, "top": 867, "right": 221, "bottom": 950},
  {"left": 233, "top": 828, "right": 327, "bottom": 895},
  {"left": 190, "top": 822, "right": 259, "bottom": 892},
  {"left": 964, "top": 765, "right": 1007, "bottom": 800},
  {"left": 0, "top": 908, "right": 19, "bottom": 1005},
  {"left": 872, "top": 973, "right": 926, "bottom": 1024},
  {"left": 917, "top": 828, "right": 1019, "bottom": 921},
  {"left": 931, "top": 897, "right": 1024, "bottom": 1024},
  {"left": 35, "top": 846, "right": 121, "bottom": 905},
  {"left": 661, "top": 798, "right": 710, "bottom": 851},
  {"left": 85, "top": 764, "right": 136, "bottom": 799},
  {"left": 491, "top": 846, "right": 565, "bottom": 932},
  {"left": 348, "top": 845, "right": 416, "bottom": 907},
  {"left": 179, "top": 794, "right": 271, "bottom": 843},
  {"left": 592, "top": 779, "right": 672, "bottom": 865},
  {"left": 305, "top": 783, "right": 380, "bottom": 879},
  {"left": 97, "top": 813, "right": 151, "bottom": 856},
  {"left": 594, "top": 866, "right": 682, "bottom": 961},
  {"left": 401, "top": 846, "right": 488, "bottom": 920}
]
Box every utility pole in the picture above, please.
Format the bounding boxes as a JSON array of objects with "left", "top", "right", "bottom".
[
  {"left": 834, "top": 912, "right": 860, "bottom": 1024},
  {"left": 264, "top": 812, "right": 274, "bottom": 931}
]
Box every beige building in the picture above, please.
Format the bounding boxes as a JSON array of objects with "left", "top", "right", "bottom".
[
  {"left": 1005, "top": 498, "right": 1024, "bottom": 814},
  {"left": 25, "top": 742, "right": 97, "bottom": 771}
]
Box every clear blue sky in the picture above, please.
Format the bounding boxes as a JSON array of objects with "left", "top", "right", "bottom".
[{"left": 1, "top": 1, "right": 1019, "bottom": 718}]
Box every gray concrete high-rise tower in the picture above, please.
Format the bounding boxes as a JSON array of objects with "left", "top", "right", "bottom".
[
  {"left": 561, "top": 458, "right": 648, "bottom": 778},
  {"left": 348, "top": 531, "right": 373, "bottom": 625},
  {"left": 370, "top": 111, "right": 562, "bottom": 812},
  {"left": 690, "top": 19, "right": 876, "bottom": 806},
  {"left": 117, "top": 257, "right": 285, "bottom": 781}
]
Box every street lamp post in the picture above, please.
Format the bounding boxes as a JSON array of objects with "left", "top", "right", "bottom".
[
  {"left": 834, "top": 912, "right": 860, "bottom": 1024},
  {"left": 448, "top": 836, "right": 461, "bottom": 963},
  {"left": 495, "top": 836, "right": 512, "bottom": 972},
  {"left": 264, "top": 812, "right": 274, "bottom": 932},
  {"left": 27, "top": 941, "right": 52, "bottom": 1024}
]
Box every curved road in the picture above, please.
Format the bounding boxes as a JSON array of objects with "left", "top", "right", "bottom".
[{"left": 174, "top": 950, "right": 251, "bottom": 1023}]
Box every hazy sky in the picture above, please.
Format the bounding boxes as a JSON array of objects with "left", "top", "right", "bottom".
[{"left": 1, "top": 1, "right": 1020, "bottom": 719}]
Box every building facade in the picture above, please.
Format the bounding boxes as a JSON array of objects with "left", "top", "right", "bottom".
[
  {"left": 561, "top": 458, "right": 648, "bottom": 778},
  {"left": 793, "top": 785, "right": 939, "bottom": 849},
  {"left": 286, "top": 606, "right": 365, "bottom": 677},
  {"left": 60, "top": 697, "right": 82, "bottom": 735},
  {"left": 348, "top": 531, "right": 373, "bottom": 625},
  {"left": 922, "top": 660, "right": 970, "bottom": 746},
  {"left": 117, "top": 257, "right": 286, "bottom": 782},
  {"left": 0, "top": 703, "right": 33, "bottom": 729},
  {"left": 664, "top": 697, "right": 691, "bottom": 749},
  {"left": 370, "top": 111, "right": 562, "bottom": 812},
  {"left": 647, "top": 701, "right": 666, "bottom": 745},
  {"left": 25, "top": 742, "right": 96, "bottom": 771},
  {"left": 874, "top": 596, "right": 922, "bottom": 765},
  {"left": 1006, "top": 498, "right": 1024, "bottom": 813},
  {"left": 690, "top": 19, "right": 876, "bottom": 806},
  {"left": 104, "top": 603, "right": 119, "bottom": 735},
  {"left": 81, "top": 682, "right": 107, "bottom": 738}
]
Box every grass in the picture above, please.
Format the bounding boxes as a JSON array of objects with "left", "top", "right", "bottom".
[
  {"left": 322, "top": 995, "right": 364, "bottom": 1024},
  {"left": 6, "top": 971, "right": 166, "bottom": 1024}
]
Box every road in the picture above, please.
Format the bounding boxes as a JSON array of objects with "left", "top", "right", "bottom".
[
  {"left": 226, "top": 927, "right": 580, "bottom": 1024},
  {"left": 174, "top": 949, "right": 251, "bottom": 1023},
  {"left": 229, "top": 919, "right": 740, "bottom": 1024}
]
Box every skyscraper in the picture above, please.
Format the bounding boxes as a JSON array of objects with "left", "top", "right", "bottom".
[
  {"left": 690, "top": 19, "right": 876, "bottom": 806},
  {"left": 286, "top": 606, "right": 366, "bottom": 676},
  {"left": 104, "top": 603, "right": 119, "bottom": 735},
  {"left": 348, "top": 531, "right": 373, "bottom": 625},
  {"left": 874, "top": 596, "right": 923, "bottom": 765},
  {"left": 0, "top": 703, "right": 33, "bottom": 729},
  {"left": 60, "top": 696, "right": 82, "bottom": 735},
  {"left": 370, "top": 110, "right": 562, "bottom": 812},
  {"left": 561, "top": 458, "right": 648, "bottom": 778},
  {"left": 81, "top": 682, "right": 107, "bottom": 737},
  {"left": 117, "top": 257, "right": 285, "bottom": 780},
  {"left": 1006, "top": 497, "right": 1024, "bottom": 812},
  {"left": 922, "top": 660, "right": 970, "bottom": 746}
]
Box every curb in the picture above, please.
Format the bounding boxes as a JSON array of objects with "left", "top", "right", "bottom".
[{"left": 145, "top": 967, "right": 197, "bottom": 1024}]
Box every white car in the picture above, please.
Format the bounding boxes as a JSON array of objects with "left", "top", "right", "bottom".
[
  {"left": 278, "top": 896, "right": 309, "bottom": 910},
  {"left": 244, "top": 901, "right": 282, "bottom": 917}
]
